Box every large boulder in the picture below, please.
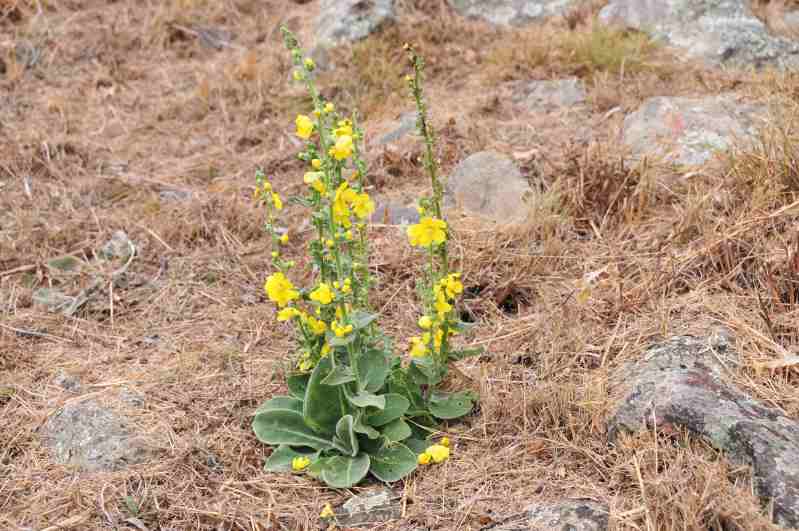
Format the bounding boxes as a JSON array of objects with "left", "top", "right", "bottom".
[
  {"left": 42, "top": 399, "right": 150, "bottom": 472},
  {"left": 445, "top": 151, "right": 533, "bottom": 224},
  {"left": 608, "top": 335, "right": 799, "bottom": 528},
  {"left": 315, "top": 0, "right": 396, "bottom": 46},
  {"left": 621, "top": 94, "right": 766, "bottom": 166},
  {"left": 599, "top": 0, "right": 799, "bottom": 69},
  {"left": 486, "top": 499, "right": 609, "bottom": 530},
  {"left": 449, "top": 0, "right": 581, "bottom": 26}
]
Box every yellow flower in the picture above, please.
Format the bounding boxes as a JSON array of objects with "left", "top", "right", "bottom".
[
  {"left": 263, "top": 182, "right": 272, "bottom": 191},
  {"left": 272, "top": 192, "right": 283, "bottom": 210},
  {"left": 441, "top": 273, "right": 463, "bottom": 299},
  {"left": 418, "top": 315, "right": 433, "bottom": 329},
  {"left": 277, "top": 307, "right": 302, "bottom": 321},
  {"left": 417, "top": 205, "right": 425, "bottom": 214},
  {"left": 298, "top": 357, "right": 314, "bottom": 371},
  {"left": 306, "top": 316, "right": 328, "bottom": 335},
  {"left": 320, "top": 503, "right": 335, "bottom": 519},
  {"left": 329, "top": 134, "right": 353, "bottom": 160},
  {"left": 345, "top": 230, "right": 353, "bottom": 240},
  {"left": 425, "top": 444, "right": 450, "bottom": 463},
  {"left": 417, "top": 452, "right": 432, "bottom": 465},
  {"left": 326, "top": 239, "right": 334, "bottom": 248},
  {"left": 320, "top": 342, "right": 331, "bottom": 357},
  {"left": 332, "top": 181, "right": 357, "bottom": 227},
  {"left": 310, "top": 283, "right": 334, "bottom": 305},
  {"left": 324, "top": 102, "right": 335, "bottom": 113},
  {"left": 334, "top": 120, "right": 353, "bottom": 137},
  {"left": 271, "top": 251, "right": 279, "bottom": 258},
  {"left": 341, "top": 278, "right": 352, "bottom": 294},
  {"left": 407, "top": 217, "right": 447, "bottom": 247},
  {"left": 440, "top": 437, "right": 450, "bottom": 448},
  {"left": 303, "top": 57, "right": 315, "bottom": 71},
  {"left": 331, "top": 320, "right": 353, "bottom": 337},
  {"left": 292, "top": 456, "right": 310, "bottom": 471},
  {"left": 311, "top": 158, "right": 322, "bottom": 169},
  {"left": 280, "top": 233, "right": 289, "bottom": 244},
  {"left": 265, "top": 272, "right": 299, "bottom": 308},
  {"left": 304, "top": 171, "right": 327, "bottom": 194},
  {"left": 409, "top": 336, "right": 428, "bottom": 358},
  {"left": 434, "top": 287, "right": 452, "bottom": 318},
  {"left": 295, "top": 114, "right": 313, "bottom": 139},
  {"left": 292, "top": 70, "right": 304, "bottom": 81},
  {"left": 351, "top": 192, "right": 375, "bottom": 219}
]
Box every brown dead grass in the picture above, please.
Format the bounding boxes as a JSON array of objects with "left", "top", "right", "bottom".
[{"left": 4, "top": 1, "right": 799, "bottom": 530}]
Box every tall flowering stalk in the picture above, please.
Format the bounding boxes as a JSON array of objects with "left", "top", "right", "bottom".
[{"left": 251, "top": 30, "right": 478, "bottom": 489}]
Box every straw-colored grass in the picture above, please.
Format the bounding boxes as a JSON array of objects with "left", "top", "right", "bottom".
[{"left": 2, "top": 0, "right": 799, "bottom": 530}]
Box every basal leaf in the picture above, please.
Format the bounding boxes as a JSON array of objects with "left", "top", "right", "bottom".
[
  {"left": 334, "top": 415, "right": 359, "bottom": 457},
  {"left": 366, "top": 394, "right": 409, "bottom": 427},
  {"left": 345, "top": 387, "right": 386, "bottom": 410},
  {"left": 428, "top": 390, "right": 477, "bottom": 420},
  {"left": 252, "top": 398, "right": 334, "bottom": 450},
  {"left": 321, "top": 366, "right": 356, "bottom": 386},
  {"left": 303, "top": 357, "right": 346, "bottom": 435},
  {"left": 369, "top": 444, "right": 417, "bottom": 483},
  {"left": 309, "top": 454, "right": 370, "bottom": 488},
  {"left": 287, "top": 374, "right": 310, "bottom": 399},
  {"left": 264, "top": 445, "right": 319, "bottom": 472},
  {"left": 356, "top": 349, "right": 390, "bottom": 393},
  {"left": 380, "top": 418, "right": 411, "bottom": 443}
]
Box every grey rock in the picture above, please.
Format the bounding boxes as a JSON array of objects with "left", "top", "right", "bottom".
[
  {"left": 32, "top": 288, "right": 76, "bottom": 312},
  {"left": 53, "top": 372, "right": 81, "bottom": 392},
  {"left": 99, "top": 230, "right": 133, "bottom": 260},
  {"left": 487, "top": 499, "right": 608, "bottom": 530},
  {"left": 446, "top": 151, "right": 533, "bottom": 224},
  {"left": 315, "top": 0, "right": 396, "bottom": 46},
  {"left": 159, "top": 189, "right": 192, "bottom": 202},
  {"left": 42, "top": 399, "right": 149, "bottom": 471},
  {"left": 621, "top": 95, "right": 766, "bottom": 166},
  {"left": 510, "top": 78, "right": 586, "bottom": 111},
  {"left": 608, "top": 335, "right": 799, "bottom": 528},
  {"left": 786, "top": 11, "right": 799, "bottom": 32},
  {"left": 337, "top": 488, "right": 401, "bottom": 528},
  {"left": 449, "top": 0, "right": 580, "bottom": 26},
  {"left": 599, "top": 0, "right": 799, "bottom": 69},
  {"left": 377, "top": 111, "right": 417, "bottom": 145},
  {"left": 371, "top": 203, "right": 420, "bottom": 225}
]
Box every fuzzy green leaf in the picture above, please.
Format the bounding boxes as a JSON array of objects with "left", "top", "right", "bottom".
[
  {"left": 428, "top": 390, "right": 477, "bottom": 420},
  {"left": 252, "top": 397, "right": 334, "bottom": 450},
  {"left": 369, "top": 444, "right": 417, "bottom": 483},
  {"left": 334, "top": 415, "right": 359, "bottom": 457},
  {"left": 308, "top": 454, "right": 370, "bottom": 488},
  {"left": 303, "top": 358, "right": 347, "bottom": 435},
  {"left": 321, "top": 366, "right": 356, "bottom": 386},
  {"left": 447, "top": 346, "right": 485, "bottom": 361},
  {"left": 366, "top": 394, "right": 409, "bottom": 427},
  {"left": 356, "top": 349, "right": 390, "bottom": 393},
  {"left": 345, "top": 387, "right": 386, "bottom": 410},
  {"left": 350, "top": 310, "right": 378, "bottom": 330},
  {"left": 287, "top": 374, "right": 310, "bottom": 399},
  {"left": 264, "top": 445, "right": 319, "bottom": 472},
  {"left": 380, "top": 418, "right": 411, "bottom": 443},
  {"left": 353, "top": 412, "right": 381, "bottom": 439}
]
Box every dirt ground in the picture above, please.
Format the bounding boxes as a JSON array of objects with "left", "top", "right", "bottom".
[{"left": 4, "top": 0, "right": 799, "bottom": 530}]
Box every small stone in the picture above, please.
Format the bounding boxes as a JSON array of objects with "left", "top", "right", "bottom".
[
  {"left": 53, "top": 372, "right": 81, "bottom": 392},
  {"left": 337, "top": 488, "right": 401, "bottom": 528},
  {"left": 42, "top": 399, "right": 150, "bottom": 471},
  {"left": 315, "top": 0, "right": 396, "bottom": 47},
  {"left": 621, "top": 95, "right": 766, "bottom": 166},
  {"left": 489, "top": 499, "right": 609, "bottom": 530},
  {"left": 376, "top": 111, "right": 417, "bottom": 145},
  {"left": 371, "top": 203, "right": 420, "bottom": 225},
  {"left": 509, "top": 78, "right": 586, "bottom": 112},
  {"left": 449, "top": 0, "right": 581, "bottom": 26},
  {"left": 32, "top": 288, "right": 76, "bottom": 312},
  {"left": 599, "top": 0, "right": 799, "bottom": 69},
  {"left": 159, "top": 189, "right": 192, "bottom": 202},
  {"left": 445, "top": 151, "right": 533, "bottom": 224},
  {"left": 608, "top": 334, "right": 799, "bottom": 528},
  {"left": 46, "top": 255, "right": 84, "bottom": 273},
  {"left": 99, "top": 230, "right": 133, "bottom": 259}
]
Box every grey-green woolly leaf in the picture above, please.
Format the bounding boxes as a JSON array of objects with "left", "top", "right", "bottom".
[
  {"left": 287, "top": 374, "right": 310, "bottom": 399},
  {"left": 356, "top": 349, "right": 390, "bottom": 393},
  {"left": 428, "top": 390, "right": 477, "bottom": 420},
  {"left": 303, "top": 357, "right": 347, "bottom": 435},
  {"left": 321, "top": 366, "right": 356, "bottom": 386},
  {"left": 366, "top": 394, "right": 409, "bottom": 427},
  {"left": 334, "top": 415, "right": 359, "bottom": 457},
  {"left": 253, "top": 398, "right": 334, "bottom": 450},
  {"left": 369, "top": 444, "right": 417, "bottom": 483},
  {"left": 345, "top": 388, "right": 386, "bottom": 410},
  {"left": 264, "top": 445, "right": 319, "bottom": 472},
  {"left": 308, "top": 454, "right": 371, "bottom": 488},
  {"left": 380, "top": 418, "right": 411, "bottom": 443}
]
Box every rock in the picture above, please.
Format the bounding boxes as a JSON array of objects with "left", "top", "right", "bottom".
[
  {"left": 509, "top": 78, "right": 586, "bottom": 112},
  {"left": 449, "top": 0, "right": 581, "bottom": 26},
  {"left": 371, "top": 203, "right": 420, "bottom": 225},
  {"left": 42, "top": 399, "right": 149, "bottom": 471},
  {"left": 99, "top": 230, "right": 133, "bottom": 260},
  {"left": 315, "top": 0, "right": 396, "bottom": 47},
  {"left": 445, "top": 151, "right": 533, "bottom": 224},
  {"left": 159, "top": 189, "right": 192, "bottom": 202},
  {"left": 53, "top": 372, "right": 81, "bottom": 392},
  {"left": 621, "top": 95, "right": 766, "bottom": 166},
  {"left": 487, "top": 499, "right": 609, "bottom": 530},
  {"left": 336, "top": 488, "right": 401, "bottom": 528},
  {"left": 607, "top": 335, "right": 799, "bottom": 528},
  {"left": 376, "top": 111, "right": 417, "bottom": 145},
  {"left": 32, "top": 288, "right": 76, "bottom": 312},
  {"left": 599, "top": 0, "right": 799, "bottom": 69},
  {"left": 46, "top": 255, "right": 84, "bottom": 273}
]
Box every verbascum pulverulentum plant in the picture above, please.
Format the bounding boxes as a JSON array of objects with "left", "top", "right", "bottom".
[{"left": 251, "top": 28, "right": 481, "bottom": 489}]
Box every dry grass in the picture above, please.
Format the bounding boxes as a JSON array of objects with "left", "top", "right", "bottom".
[{"left": 4, "top": 1, "right": 799, "bottom": 530}]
